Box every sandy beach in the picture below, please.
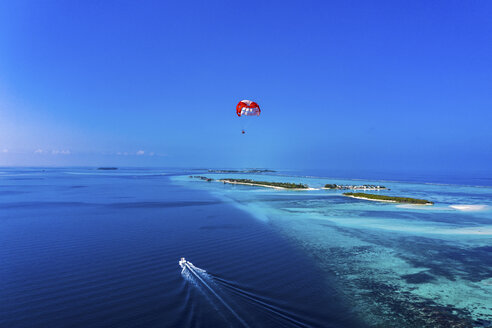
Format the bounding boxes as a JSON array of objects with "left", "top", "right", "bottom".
[
  {"left": 450, "top": 204, "right": 490, "bottom": 211},
  {"left": 344, "top": 194, "right": 433, "bottom": 205},
  {"left": 219, "top": 179, "right": 319, "bottom": 190}
]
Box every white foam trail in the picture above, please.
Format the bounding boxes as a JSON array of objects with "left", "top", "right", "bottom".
[
  {"left": 181, "top": 262, "right": 250, "bottom": 328},
  {"left": 213, "top": 277, "right": 313, "bottom": 328}
]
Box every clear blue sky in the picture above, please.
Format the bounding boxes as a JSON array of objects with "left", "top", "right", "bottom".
[{"left": 1, "top": 1, "right": 491, "bottom": 172}]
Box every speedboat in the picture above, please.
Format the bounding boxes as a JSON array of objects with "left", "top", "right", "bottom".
[{"left": 179, "top": 257, "right": 188, "bottom": 269}]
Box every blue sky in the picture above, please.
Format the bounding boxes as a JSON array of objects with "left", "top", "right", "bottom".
[{"left": 0, "top": 1, "right": 491, "bottom": 172}]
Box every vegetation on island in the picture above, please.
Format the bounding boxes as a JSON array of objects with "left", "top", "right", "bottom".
[
  {"left": 220, "top": 178, "right": 308, "bottom": 189},
  {"left": 208, "top": 169, "right": 276, "bottom": 173},
  {"left": 190, "top": 176, "right": 214, "bottom": 182},
  {"left": 97, "top": 167, "right": 118, "bottom": 170},
  {"left": 343, "top": 192, "right": 433, "bottom": 205},
  {"left": 325, "top": 184, "right": 386, "bottom": 190}
]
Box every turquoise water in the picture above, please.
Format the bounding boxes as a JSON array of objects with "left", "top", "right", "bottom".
[
  {"left": 174, "top": 172, "right": 492, "bottom": 327},
  {"left": 1, "top": 168, "right": 491, "bottom": 327}
]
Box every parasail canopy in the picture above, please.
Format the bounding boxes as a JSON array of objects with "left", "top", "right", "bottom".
[{"left": 236, "top": 100, "right": 261, "bottom": 117}]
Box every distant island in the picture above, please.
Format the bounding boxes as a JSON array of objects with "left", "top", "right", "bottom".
[
  {"left": 343, "top": 192, "right": 433, "bottom": 205},
  {"left": 190, "top": 175, "right": 214, "bottom": 182},
  {"left": 208, "top": 169, "right": 276, "bottom": 173},
  {"left": 219, "top": 178, "right": 309, "bottom": 190},
  {"left": 324, "top": 184, "right": 387, "bottom": 190},
  {"left": 97, "top": 167, "right": 118, "bottom": 170}
]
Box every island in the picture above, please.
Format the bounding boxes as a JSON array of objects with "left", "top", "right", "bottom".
[
  {"left": 97, "top": 167, "right": 118, "bottom": 170},
  {"left": 324, "top": 184, "right": 387, "bottom": 190},
  {"left": 208, "top": 169, "right": 276, "bottom": 173},
  {"left": 343, "top": 192, "right": 433, "bottom": 205},
  {"left": 219, "top": 178, "right": 309, "bottom": 190},
  {"left": 190, "top": 176, "right": 214, "bottom": 182}
]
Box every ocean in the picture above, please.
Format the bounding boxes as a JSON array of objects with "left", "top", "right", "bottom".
[{"left": 1, "top": 168, "right": 491, "bottom": 327}]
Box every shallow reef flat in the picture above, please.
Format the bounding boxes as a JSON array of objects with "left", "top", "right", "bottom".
[{"left": 175, "top": 173, "right": 492, "bottom": 327}]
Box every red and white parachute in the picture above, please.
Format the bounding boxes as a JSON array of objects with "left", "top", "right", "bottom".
[{"left": 236, "top": 100, "right": 261, "bottom": 117}]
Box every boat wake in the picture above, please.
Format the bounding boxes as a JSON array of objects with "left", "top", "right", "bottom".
[
  {"left": 179, "top": 258, "right": 317, "bottom": 328},
  {"left": 179, "top": 258, "right": 250, "bottom": 327},
  {"left": 212, "top": 275, "right": 315, "bottom": 328}
]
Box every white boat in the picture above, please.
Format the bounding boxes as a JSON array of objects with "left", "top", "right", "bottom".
[{"left": 179, "top": 257, "right": 190, "bottom": 269}]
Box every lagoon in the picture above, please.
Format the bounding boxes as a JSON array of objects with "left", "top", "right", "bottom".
[{"left": 1, "top": 168, "right": 491, "bottom": 327}]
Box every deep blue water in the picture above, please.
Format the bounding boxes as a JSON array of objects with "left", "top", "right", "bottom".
[
  {"left": 0, "top": 168, "right": 358, "bottom": 327},
  {"left": 2, "top": 167, "right": 491, "bottom": 327}
]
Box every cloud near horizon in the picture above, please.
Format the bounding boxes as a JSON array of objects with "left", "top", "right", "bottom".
[
  {"left": 34, "top": 149, "right": 71, "bottom": 155},
  {"left": 115, "top": 150, "right": 160, "bottom": 156},
  {"left": 52, "top": 150, "right": 71, "bottom": 155}
]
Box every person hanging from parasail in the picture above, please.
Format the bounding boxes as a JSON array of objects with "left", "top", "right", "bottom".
[{"left": 236, "top": 100, "right": 260, "bottom": 134}]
